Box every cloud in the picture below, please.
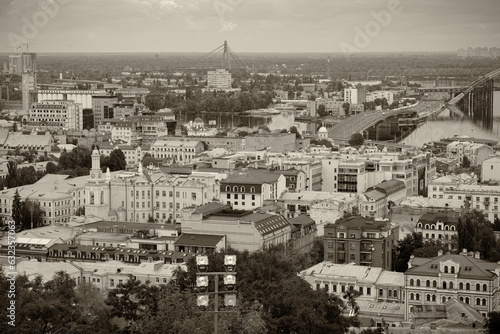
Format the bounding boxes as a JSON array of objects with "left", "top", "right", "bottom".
[{"left": 220, "top": 21, "right": 237, "bottom": 32}]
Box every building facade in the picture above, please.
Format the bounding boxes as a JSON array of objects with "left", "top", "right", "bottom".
[{"left": 27, "top": 100, "right": 83, "bottom": 131}]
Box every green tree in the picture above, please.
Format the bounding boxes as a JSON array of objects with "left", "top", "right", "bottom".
[
  {"left": 289, "top": 126, "right": 301, "bottom": 139},
  {"left": 6, "top": 161, "right": 17, "bottom": 188},
  {"left": 484, "top": 311, "right": 500, "bottom": 334},
  {"left": 458, "top": 210, "right": 499, "bottom": 261},
  {"left": 12, "top": 190, "right": 22, "bottom": 225},
  {"left": 348, "top": 133, "right": 364, "bottom": 147},
  {"left": 317, "top": 104, "right": 328, "bottom": 117},
  {"left": 145, "top": 93, "right": 165, "bottom": 111},
  {"left": 461, "top": 156, "right": 471, "bottom": 168},
  {"left": 394, "top": 232, "right": 424, "bottom": 272},
  {"left": 342, "top": 102, "right": 350, "bottom": 114}
]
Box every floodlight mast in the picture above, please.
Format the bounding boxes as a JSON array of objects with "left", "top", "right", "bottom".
[{"left": 196, "top": 255, "right": 237, "bottom": 334}]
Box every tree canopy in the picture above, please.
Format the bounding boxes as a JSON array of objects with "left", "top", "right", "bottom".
[{"left": 348, "top": 133, "right": 364, "bottom": 147}]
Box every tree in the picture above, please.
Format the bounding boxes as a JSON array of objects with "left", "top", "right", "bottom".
[
  {"left": 342, "top": 102, "right": 350, "bottom": 114},
  {"left": 484, "top": 311, "right": 500, "bottom": 334},
  {"left": 343, "top": 286, "right": 362, "bottom": 327},
  {"left": 308, "top": 237, "right": 324, "bottom": 265},
  {"left": 317, "top": 104, "right": 328, "bottom": 117},
  {"left": 458, "top": 210, "right": 499, "bottom": 261},
  {"left": 6, "top": 161, "right": 17, "bottom": 188},
  {"left": 461, "top": 156, "right": 471, "bottom": 168},
  {"left": 20, "top": 200, "right": 43, "bottom": 229},
  {"left": 75, "top": 206, "right": 85, "bottom": 216},
  {"left": 348, "top": 133, "right": 364, "bottom": 147},
  {"left": 46, "top": 161, "right": 59, "bottom": 174},
  {"left": 12, "top": 190, "right": 22, "bottom": 225},
  {"left": 105, "top": 149, "right": 127, "bottom": 171},
  {"left": 145, "top": 93, "right": 165, "bottom": 111},
  {"left": 394, "top": 232, "right": 424, "bottom": 272},
  {"left": 289, "top": 126, "right": 301, "bottom": 139}
]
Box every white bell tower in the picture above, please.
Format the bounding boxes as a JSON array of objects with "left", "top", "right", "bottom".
[{"left": 86, "top": 147, "right": 109, "bottom": 218}]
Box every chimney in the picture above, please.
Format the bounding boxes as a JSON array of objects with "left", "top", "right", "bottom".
[
  {"left": 437, "top": 249, "right": 443, "bottom": 256},
  {"left": 475, "top": 251, "right": 480, "bottom": 259}
]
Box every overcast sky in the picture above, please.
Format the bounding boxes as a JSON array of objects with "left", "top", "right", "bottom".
[{"left": 0, "top": 0, "right": 499, "bottom": 53}]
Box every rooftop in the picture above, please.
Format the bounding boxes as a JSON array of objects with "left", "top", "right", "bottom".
[{"left": 174, "top": 233, "right": 224, "bottom": 247}]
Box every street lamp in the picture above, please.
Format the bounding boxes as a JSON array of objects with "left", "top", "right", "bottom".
[{"left": 195, "top": 255, "right": 237, "bottom": 334}]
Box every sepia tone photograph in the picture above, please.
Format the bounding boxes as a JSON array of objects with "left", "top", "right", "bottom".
[{"left": 0, "top": 0, "right": 500, "bottom": 333}]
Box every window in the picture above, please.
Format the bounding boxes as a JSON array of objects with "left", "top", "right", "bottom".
[
  {"left": 426, "top": 280, "right": 430, "bottom": 287},
  {"left": 482, "top": 299, "right": 487, "bottom": 306},
  {"left": 359, "top": 287, "right": 363, "bottom": 295},
  {"left": 432, "top": 295, "right": 436, "bottom": 302},
  {"left": 410, "top": 279, "right": 414, "bottom": 286},
  {"left": 443, "top": 282, "right": 447, "bottom": 289},
  {"left": 350, "top": 254, "right": 355, "bottom": 261},
  {"left": 483, "top": 284, "right": 487, "bottom": 292},
  {"left": 325, "top": 284, "right": 329, "bottom": 292},
  {"left": 379, "top": 289, "right": 383, "bottom": 297},
  {"left": 416, "top": 279, "right": 420, "bottom": 287},
  {"left": 476, "top": 283, "right": 480, "bottom": 291},
  {"left": 367, "top": 287, "right": 371, "bottom": 295},
  {"left": 444, "top": 266, "right": 448, "bottom": 273},
  {"left": 449, "top": 282, "right": 453, "bottom": 289},
  {"left": 110, "top": 279, "right": 115, "bottom": 287},
  {"left": 410, "top": 293, "right": 414, "bottom": 300},
  {"left": 459, "top": 282, "right": 463, "bottom": 289},
  {"left": 341, "top": 285, "right": 346, "bottom": 292},
  {"left": 466, "top": 283, "right": 470, "bottom": 290}
]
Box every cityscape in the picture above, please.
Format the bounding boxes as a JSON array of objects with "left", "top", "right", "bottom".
[{"left": 1, "top": 0, "right": 500, "bottom": 333}]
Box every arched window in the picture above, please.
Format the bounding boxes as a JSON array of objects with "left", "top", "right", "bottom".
[
  {"left": 433, "top": 280, "right": 437, "bottom": 288},
  {"left": 459, "top": 282, "right": 463, "bottom": 289},
  {"left": 466, "top": 283, "right": 470, "bottom": 290},
  {"left": 233, "top": 186, "right": 238, "bottom": 192},
  {"left": 432, "top": 295, "right": 436, "bottom": 302},
  {"left": 417, "top": 223, "right": 422, "bottom": 228},
  {"left": 476, "top": 298, "right": 481, "bottom": 305},
  {"left": 425, "top": 224, "right": 430, "bottom": 229},
  {"left": 449, "top": 282, "right": 453, "bottom": 289},
  {"left": 465, "top": 297, "right": 470, "bottom": 304},
  {"left": 250, "top": 186, "right": 255, "bottom": 193},
  {"left": 482, "top": 299, "right": 487, "bottom": 306},
  {"left": 426, "top": 280, "right": 430, "bottom": 287},
  {"left": 241, "top": 186, "right": 245, "bottom": 193},
  {"left": 416, "top": 293, "right": 420, "bottom": 301},
  {"left": 445, "top": 225, "right": 449, "bottom": 230},
  {"left": 460, "top": 296, "right": 464, "bottom": 302},
  {"left": 431, "top": 224, "right": 436, "bottom": 229},
  {"left": 225, "top": 185, "right": 231, "bottom": 192},
  {"left": 444, "top": 266, "right": 448, "bottom": 273},
  {"left": 476, "top": 284, "right": 480, "bottom": 291},
  {"left": 443, "top": 282, "right": 447, "bottom": 289},
  {"left": 426, "top": 294, "right": 431, "bottom": 301},
  {"left": 451, "top": 266, "right": 455, "bottom": 274},
  {"left": 442, "top": 296, "right": 446, "bottom": 303},
  {"left": 410, "top": 293, "right": 414, "bottom": 300},
  {"left": 451, "top": 225, "right": 455, "bottom": 231},
  {"left": 410, "top": 279, "right": 414, "bottom": 286},
  {"left": 483, "top": 284, "right": 487, "bottom": 292},
  {"left": 416, "top": 279, "right": 420, "bottom": 287}
]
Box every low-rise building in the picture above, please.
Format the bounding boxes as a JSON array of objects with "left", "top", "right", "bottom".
[
  {"left": 405, "top": 250, "right": 500, "bottom": 320},
  {"left": 482, "top": 156, "right": 500, "bottom": 183},
  {"left": 180, "top": 203, "right": 292, "bottom": 251},
  {"left": 220, "top": 169, "right": 286, "bottom": 210},
  {"left": 245, "top": 133, "right": 296, "bottom": 153},
  {"left": 150, "top": 140, "right": 204, "bottom": 164},
  {"left": 415, "top": 212, "right": 459, "bottom": 244},
  {"left": 359, "top": 179, "right": 406, "bottom": 219},
  {"left": 301, "top": 262, "right": 404, "bottom": 327}
]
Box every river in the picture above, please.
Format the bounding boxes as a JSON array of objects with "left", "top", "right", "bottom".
[{"left": 400, "top": 91, "right": 500, "bottom": 147}]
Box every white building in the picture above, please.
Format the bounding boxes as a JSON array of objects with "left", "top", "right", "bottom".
[
  {"left": 482, "top": 156, "right": 500, "bottom": 182},
  {"left": 27, "top": 100, "right": 83, "bottom": 131},
  {"left": 207, "top": 69, "right": 232, "bottom": 90},
  {"left": 366, "top": 90, "right": 395, "bottom": 105},
  {"left": 447, "top": 141, "right": 494, "bottom": 166},
  {"left": 344, "top": 86, "right": 367, "bottom": 105},
  {"left": 150, "top": 140, "right": 204, "bottom": 164},
  {"left": 37, "top": 90, "right": 106, "bottom": 109}
]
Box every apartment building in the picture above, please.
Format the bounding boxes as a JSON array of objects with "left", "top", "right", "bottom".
[
  {"left": 359, "top": 179, "right": 406, "bottom": 219},
  {"left": 27, "top": 100, "right": 83, "bottom": 131},
  {"left": 447, "top": 141, "right": 493, "bottom": 166},
  {"left": 323, "top": 216, "right": 395, "bottom": 270},
  {"left": 92, "top": 96, "right": 118, "bottom": 123},
  {"left": 482, "top": 156, "right": 500, "bottom": 182},
  {"left": 220, "top": 169, "right": 286, "bottom": 210}
]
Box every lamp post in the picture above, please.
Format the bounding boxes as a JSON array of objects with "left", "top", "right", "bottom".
[{"left": 196, "top": 255, "right": 237, "bottom": 334}]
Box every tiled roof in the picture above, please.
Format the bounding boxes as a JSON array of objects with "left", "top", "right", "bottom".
[
  {"left": 221, "top": 169, "right": 281, "bottom": 185},
  {"left": 373, "top": 179, "right": 406, "bottom": 195},
  {"left": 418, "top": 212, "right": 458, "bottom": 225},
  {"left": 254, "top": 214, "right": 290, "bottom": 236},
  {"left": 407, "top": 253, "right": 500, "bottom": 279},
  {"left": 289, "top": 215, "right": 315, "bottom": 228},
  {"left": 174, "top": 233, "right": 224, "bottom": 247}
]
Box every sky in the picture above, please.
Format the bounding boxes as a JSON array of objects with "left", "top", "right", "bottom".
[{"left": 0, "top": 0, "right": 499, "bottom": 53}]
